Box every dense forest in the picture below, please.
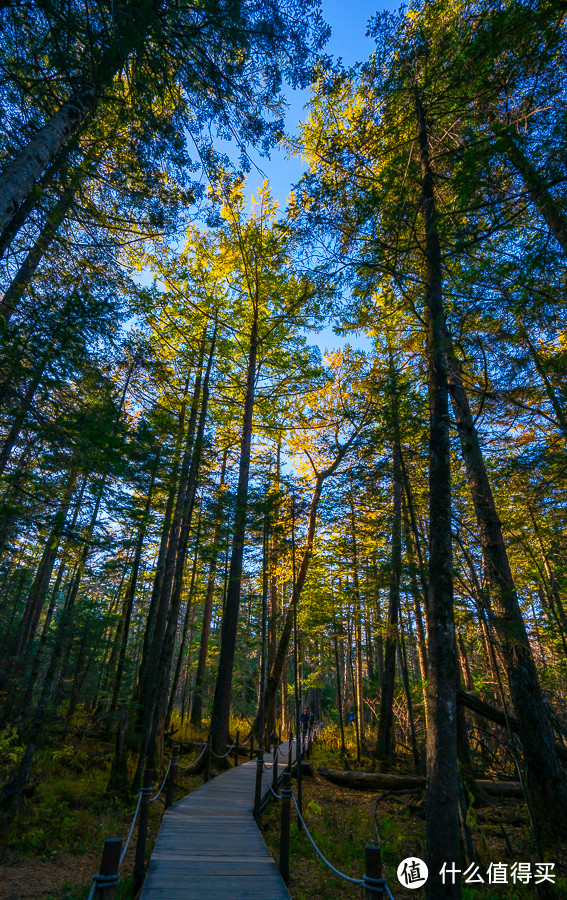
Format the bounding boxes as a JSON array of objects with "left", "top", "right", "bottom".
[{"left": 0, "top": 0, "right": 566, "bottom": 898}]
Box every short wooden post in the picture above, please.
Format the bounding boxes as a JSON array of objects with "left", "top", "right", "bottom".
[
  {"left": 250, "top": 734, "right": 255, "bottom": 761},
  {"left": 287, "top": 730, "right": 293, "bottom": 772},
  {"left": 93, "top": 837, "right": 122, "bottom": 900},
  {"left": 165, "top": 745, "right": 179, "bottom": 809},
  {"left": 272, "top": 742, "right": 278, "bottom": 793},
  {"left": 253, "top": 748, "right": 264, "bottom": 820},
  {"left": 133, "top": 769, "right": 152, "bottom": 895},
  {"left": 204, "top": 736, "right": 211, "bottom": 783},
  {"left": 234, "top": 730, "right": 240, "bottom": 767},
  {"left": 363, "top": 844, "right": 384, "bottom": 900},
  {"left": 278, "top": 771, "right": 291, "bottom": 885}
]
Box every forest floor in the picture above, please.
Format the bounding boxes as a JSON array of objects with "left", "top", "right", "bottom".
[
  {"left": 0, "top": 729, "right": 204, "bottom": 900},
  {"left": 260, "top": 735, "right": 567, "bottom": 900},
  {"left": 0, "top": 724, "right": 566, "bottom": 899}
]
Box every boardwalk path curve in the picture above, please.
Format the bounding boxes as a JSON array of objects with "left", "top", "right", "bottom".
[{"left": 139, "top": 742, "right": 293, "bottom": 900}]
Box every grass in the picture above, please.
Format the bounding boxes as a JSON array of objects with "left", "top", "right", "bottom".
[{"left": 259, "top": 725, "right": 567, "bottom": 899}]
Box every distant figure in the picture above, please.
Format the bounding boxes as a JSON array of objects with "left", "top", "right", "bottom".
[
  {"left": 309, "top": 711, "right": 315, "bottom": 728},
  {"left": 348, "top": 711, "right": 355, "bottom": 727},
  {"left": 300, "top": 708, "right": 310, "bottom": 735}
]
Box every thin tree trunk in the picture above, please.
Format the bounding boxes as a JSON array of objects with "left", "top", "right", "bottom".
[
  {"left": 376, "top": 437, "right": 402, "bottom": 765},
  {"left": 190, "top": 449, "right": 228, "bottom": 726},
  {"left": 108, "top": 459, "right": 158, "bottom": 720},
  {"left": 11, "top": 468, "right": 78, "bottom": 663},
  {"left": 149, "top": 324, "right": 217, "bottom": 764},
  {"left": 349, "top": 496, "right": 365, "bottom": 750},
  {"left": 166, "top": 509, "right": 202, "bottom": 731}
]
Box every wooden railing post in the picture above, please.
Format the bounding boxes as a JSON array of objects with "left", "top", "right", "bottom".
[
  {"left": 204, "top": 736, "right": 211, "bottom": 783},
  {"left": 272, "top": 742, "right": 278, "bottom": 793},
  {"left": 278, "top": 771, "right": 291, "bottom": 885},
  {"left": 165, "top": 745, "right": 179, "bottom": 810},
  {"left": 133, "top": 769, "right": 152, "bottom": 896},
  {"left": 234, "top": 730, "right": 240, "bottom": 767},
  {"left": 287, "top": 730, "right": 293, "bottom": 773},
  {"left": 250, "top": 734, "right": 255, "bottom": 761},
  {"left": 307, "top": 727, "right": 312, "bottom": 759},
  {"left": 363, "top": 844, "right": 384, "bottom": 900},
  {"left": 93, "top": 838, "right": 122, "bottom": 900},
  {"left": 253, "top": 748, "right": 263, "bottom": 820}
]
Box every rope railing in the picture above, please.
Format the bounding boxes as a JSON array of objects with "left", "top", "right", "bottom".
[
  {"left": 258, "top": 725, "right": 396, "bottom": 899},
  {"left": 150, "top": 757, "right": 173, "bottom": 803},
  {"left": 176, "top": 741, "right": 209, "bottom": 771},
  {"left": 291, "top": 790, "right": 365, "bottom": 886},
  {"left": 87, "top": 738, "right": 217, "bottom": 899},
  {"left": 210, "top": 736, "right": 237, "bottom": 760}
]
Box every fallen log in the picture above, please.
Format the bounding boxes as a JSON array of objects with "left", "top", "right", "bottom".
[
  {"left": 477, "top": 781, "right": 523, "bottom": 799},
  {"left": 318, "top": 767, "right": 424, "bottom": 791},
  {"left": 318, "top": 767, "right": 524, "bottom": 800}
]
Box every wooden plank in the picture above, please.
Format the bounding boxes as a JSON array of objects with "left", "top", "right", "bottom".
[{"left": 139, "top": 742, "right": 294, "bottom": 900}]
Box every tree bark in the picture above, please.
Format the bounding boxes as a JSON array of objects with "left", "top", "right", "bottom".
[
  {"left": 190, "top": 449, "right": 228, "bottom": 726},
  {"left": 446, "top": 337, "right": 567, "bottom": 843},
  {"left": 376, "top": 362, "right": 403, "bottom": 765},
  {"left": 210, "top": 314, "right": 258, "bottom": 756},
  {"left": 416, "top": 91, "right": 461, "bottom": 898}
]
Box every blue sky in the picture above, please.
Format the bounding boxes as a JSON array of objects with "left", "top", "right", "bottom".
[
  {"left": 246, "top": 1, "right": 402, "bottom": 354},
  {"left": 244, "top": 0, "right": 400, "bottom": 211}
]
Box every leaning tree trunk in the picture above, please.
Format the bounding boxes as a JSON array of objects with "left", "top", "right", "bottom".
[
  {"left": 11, "top": 467, "right": 78, "bottom": 663},
  {"left": 416, "top": 91, "right": 461, "bottom": 899},
  {"left": 446, "top": 335, "right": 567, "bottom": 846},
  {"left": 0, "top": 0, "right": 156, "bottom": 243},
  {"left": 491, "top": 122, "right": 567, "bottom": 256}
]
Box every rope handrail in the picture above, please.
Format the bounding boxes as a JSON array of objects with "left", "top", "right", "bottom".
[
  {"left": 177, "top": 742, "right": 209, "bottom": 771},
  {"left": 150, "top": 758, "right": 172, "bottom": 802},
  {"left": 211, "top": 736, "right": 237, "bottom": 759},
  {"left": 289, "top": 789, "right": 395, "bottom": 897},
  {"left": 290, "top": 791, "right": 363, "bottom": 886},
  {"left": 87, "top": 872, "right": 121, "bottom": 900},
  {"left": 263, "top": 777, "right": 283, "bottom": 800},
  {"left": 119, "top": 788, "right": 143, "bottom": 867}
]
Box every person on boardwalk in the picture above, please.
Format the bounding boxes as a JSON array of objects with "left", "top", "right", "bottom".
[{"left": 300, "top": 708, "right": 309, "bottom": 753}]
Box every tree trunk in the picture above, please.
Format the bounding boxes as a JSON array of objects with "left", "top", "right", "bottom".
[
  {"left": 190, "top": 449, "right": 228, "bottom": 726},
  {"left": 446, "top": 336, "right": 567, "bottom": 845},
  {"left": 165, "top": 509, "right": 202, "bottom": 731},
  {"left": 492, "top": 122, "right": 567, "bottom": 255},
  {"left": 107, "top": 459, "right": 158, "bottom": 720},
  {"left": 11, "top": 467, "right": 78, "bottom": 663},
  {"left": 210, "top": 314, "right": 257, "bottom": 756},
  {"left": 0, "top": 0, "right": 155, "bottom": 242},
  {"left": 348, "top": 496, "right": 365, "bottom": 750},
  {"left": 376, "top": 364, "right": 403, "bottom": 765},
  {"left": 416, "top": 91, "right": 461, "bottom": 898},
  {"left": 0, "top": 185, "right": 77, "bottom": 323},
  {"left": 150, "top": 324, "right": 217, "bottom": 764}
]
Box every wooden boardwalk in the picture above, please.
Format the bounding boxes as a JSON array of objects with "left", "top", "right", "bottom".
[{"left": 139, "top": 743, "right": 293, "bottom": 900}]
